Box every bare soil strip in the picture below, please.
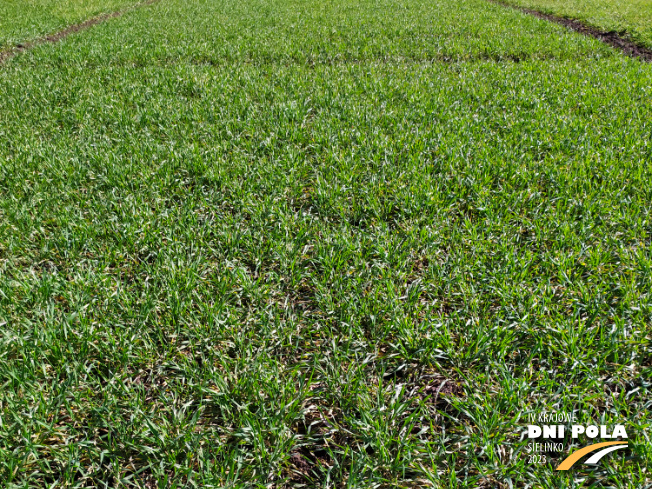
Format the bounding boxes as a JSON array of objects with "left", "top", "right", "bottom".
[
  {"left": 0, "top": 0, "right": 159, "bottom": 65},
  {"left": 489, "top": 0, "right": 652, "bottom": 62}
]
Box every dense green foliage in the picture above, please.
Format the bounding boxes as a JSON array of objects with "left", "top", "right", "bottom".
[
  {"left": 0, "top": 0, "right": 650, "bottom": 487},
  {"left": 503, "top": 0, "right": 652, "bottom": 48},
  {"left": 0, "top": 0, "right": 137, "bottom": 49}
]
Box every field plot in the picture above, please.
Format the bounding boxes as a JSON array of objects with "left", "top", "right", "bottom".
[
  {"left": 500, "top": 0, "right": 652, "bottom": 49},
  {"left": 0, "top": 0, "right": 138, "bottom": 49},
  {"left": 0, "top": 0, "right": 651, "bottom": 487}
]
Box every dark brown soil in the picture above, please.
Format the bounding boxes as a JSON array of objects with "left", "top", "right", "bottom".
[
  {"left": 423, "top": 377, "right": 464, "bottom": 397},
  {"left": 289, "top": 452, "right": 312, "bottom": 475},
  {"left": 0, "top": 0, "right": 159, "bottom": 65},
  {"left": 490, "top": 0, "right": 652, "bottom": 62},
  {"left": 287, "top": 448, "right": 333, "bottom": 484},
  {"left": 420, "top": 376, "right": 464, "bottom": 408}
]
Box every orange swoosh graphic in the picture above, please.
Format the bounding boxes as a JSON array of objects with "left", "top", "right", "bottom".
[{"left": 556, "top": 441, "right": 628, "bottom": 471}]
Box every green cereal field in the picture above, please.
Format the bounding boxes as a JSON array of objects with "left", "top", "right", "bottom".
[{"left": 0, "top": 0, "right": 650, "bottom": 487}]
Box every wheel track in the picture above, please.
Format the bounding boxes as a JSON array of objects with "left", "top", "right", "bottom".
[
  {"left": 0, "top": 0, "right": 161, "bottom": 66},
  {"left": 489, "top": 0, "right": 652, "bottom": 62}
]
